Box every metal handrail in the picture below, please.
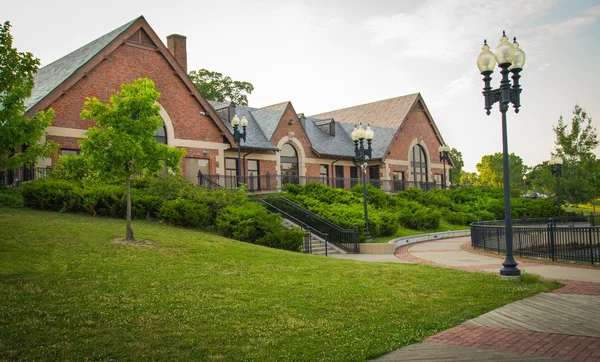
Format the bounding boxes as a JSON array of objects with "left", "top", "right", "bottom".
[{"left": 258, "top": 197, "right": 359, "bottom": 253}]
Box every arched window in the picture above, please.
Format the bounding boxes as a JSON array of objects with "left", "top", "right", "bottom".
[
  {"left": 155, "top": 126, "right": 167, "bottom": 144},
  {"left": 411, "top": 144, "right": 428, "bottom": 184},
  {"left": 280, "top": 143, "right": 299, "bottom": 184}
]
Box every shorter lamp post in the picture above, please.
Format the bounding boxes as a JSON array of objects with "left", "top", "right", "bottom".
[
  {"left": 438, "top": 145, "right": 451, "bottom": 189},
  {"left": 351, "top": 123, "right": 374, "bottom": 239},
  {"left": 523, "top": 175, "right": 527, "bottom": 196},
  {"left": 549, "top": 156, "right": 563, "bottom": 216},
  {"left": 231, "top": 114, "right": 248, "bottom": 187}
]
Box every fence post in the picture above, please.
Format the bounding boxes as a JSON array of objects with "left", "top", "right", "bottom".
[
  {"left": 548, "top": 218, "right": 556, "bottom": 261},
  {"left": 197, "top": 170, "right": 202, "bottom": 186},
  {"left": 496, "top": 227, "right": 501, "bottom": 254},
  {"left": 325, "top": 233, "right": 329, "bottom": 257},
  {"left": 589, "top": 227, "right": 595, "bottom": 265},
  {"left": 304, "top": 226, "right": 312, "bottom": 254},
  {"left": 353, "top": 225, "right": 360, "bottom": 253}
]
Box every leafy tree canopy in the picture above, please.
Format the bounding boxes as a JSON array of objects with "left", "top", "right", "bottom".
[
  {"left": 552, "top": 105, "right": 599, "bottom": 205},
  {"left": 0, "top": 21, "right": 56, "bottom": 170},
  {"left": 475, "top": 152, "right": 526, "bottom": 190},
  {"left": 189, "top": 69, "right": 254, "bottom": 106},
  {"left": 449, "top": 148, "right": 463, "bottom": 185},
  {"left": 80, "top": 78, "right": 185, "bottom": 240}
]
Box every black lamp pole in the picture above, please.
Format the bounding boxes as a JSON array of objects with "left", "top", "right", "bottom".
[
  {"left": 477, "top": 31, "right": 526, "bottom": 277},
  {"left": 550, "top": 157, "right": 563, "bottom": 216},
  {"left": 352, "top": 123, "right": 374, "bottom": 239},
  {"left": 439, "top": 145, "right": 450, "bottom": 189},
  {"left": 232, "top": 115, "right": 247, "bottom": 188}
]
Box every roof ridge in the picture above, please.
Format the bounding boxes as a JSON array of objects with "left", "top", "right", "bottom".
[
  {"left": 310, "top": 92, "right": 419, "bottom": 117},
  {"left": 260, "top": 101, "right": 290, "bottom": 109},
  {"left": 39, "top": 16, "right": 141, "bottom": 70}
]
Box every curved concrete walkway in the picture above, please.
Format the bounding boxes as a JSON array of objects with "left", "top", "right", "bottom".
[{"left": 335, "top": 236, "right": 600, "bottom": 361}]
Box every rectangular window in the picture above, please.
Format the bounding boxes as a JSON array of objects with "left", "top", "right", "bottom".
[
  {"left": 335, "top": 165, "right": 344, "bottom": 189},
  {"left": 61, "top": 148, "right": 80, "bottom": 156},
  {"left": 320, "top": 164, "right": 329, "bottom": 185},
  {"left": 225, "top": 158, "right": 238, "bottom": 189},
  {"left": 247, "top": 159, "right": 260, "bottom": 191},
  {"left": 350, "top": 166, "right": 358, "bottom": 188},
  {"left": 368, "top": 165, "right": 380, "bottom": 188},
  {"left": 393, "top": 171, "right": 404, "bottom": 192}
]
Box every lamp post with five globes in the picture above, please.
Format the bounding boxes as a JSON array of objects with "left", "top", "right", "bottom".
[
  {"left": 476, "top": 31, "right": 526, "bottom": 277},
  {"left": 231, "top": 114, "right": 248, "bottom": 187},
  {"left": 351, "top": 123, "right": 374, "bottom": 239}
]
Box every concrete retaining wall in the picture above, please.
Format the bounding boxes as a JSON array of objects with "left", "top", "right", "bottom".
[{"left": 391, "top": 230, "right": 471, "bottom": 250}]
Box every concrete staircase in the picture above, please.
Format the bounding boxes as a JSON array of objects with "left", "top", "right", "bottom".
[{"left": 281, "top": 219, "right": 345, "bottom": 256}]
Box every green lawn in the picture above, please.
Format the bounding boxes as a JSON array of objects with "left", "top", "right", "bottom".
[{"left": 0, "top": 207, "right": 559, "bottom": 361}]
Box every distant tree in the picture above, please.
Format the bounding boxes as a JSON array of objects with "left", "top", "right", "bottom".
[
  {"left": 188, "top": 69, "right": 254, "bottom": 106},
  {"left": 459, "top": 171, "right": 478, "bottom": 186},
  {"left": 0, "top": 21, "right": 56, "bottom": 171},
  {"left": 525, "top": 162, "right": 553, "bottom": 195},
  {"left": 80, "top": 78, "right": 185, "bottom": 241},
  {"left": 449, "top": 148, "right": 463, "bottom": 185},
  {"left": 475, "top": 152, "right": 526, "bottom": 190},
  {"left": 553, "top": 105, "right": 600, "bottom": 206}
]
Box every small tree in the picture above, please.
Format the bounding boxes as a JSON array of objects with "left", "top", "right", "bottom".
[
  {"left": 80, "top": 78, "right": 185, "bottom": 240},
  {"left": 189, "top": 69, "right": 254, "bottom": 105},
  {"left": 553, "top": 104, "right": 600, "bottom": 206},
  {"left": 449, "top": 148, "right": 464, "bottom": 185},
  {"left": 0, "top": 21, "right": 56, "bottom": 171},
  {"left": 475, "top": 152, "right": 527, "bottom": 190}
]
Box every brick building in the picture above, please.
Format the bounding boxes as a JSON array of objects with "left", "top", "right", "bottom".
[{"left": 20, "top": 16, "right": 453, "bottom": 192}]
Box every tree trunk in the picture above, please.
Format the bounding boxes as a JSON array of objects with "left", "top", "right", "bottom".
[{"left": 125, "top": 175, "right": 134, "bottom": 241}]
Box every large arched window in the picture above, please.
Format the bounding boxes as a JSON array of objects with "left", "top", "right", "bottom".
[
  {"left": 155, "top": 126, "right": 167, "bottom": 144},
  {"left": 280, "top": 143, "right": 299, "bottom": 184},
  {"left": 411, "top": 144, "right": 428, "bottom": 184}
]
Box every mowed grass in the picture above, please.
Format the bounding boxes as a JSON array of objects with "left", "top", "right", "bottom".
[{"left": 0, "top": 208, "right": 559, "bottom": 361}]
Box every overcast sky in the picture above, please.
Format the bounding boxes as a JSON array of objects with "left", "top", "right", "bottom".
[{"left": 4, "top": 0, "right": 600, "bottom": 172}]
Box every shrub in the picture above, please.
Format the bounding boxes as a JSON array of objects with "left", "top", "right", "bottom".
[
  {"left": 21, "top": 179, "right": 80, "bottom": 212},
  {"left": 180, "top": 186, "right": 247, "bottom": 220},
  {"left": 398, "top": 208, "right": 441, "bottom": 230},
  {"left": 0, "top": 187, "right": 24, "bottom": 208},
  {"left": 132, "top": 174, "right": 194, "bottom": 201},
  {"left": 160, "top": 199, "right": 212, "bottom": 228},
  {"left": 369, "top": 210, "right": 400, "bottom": 236},
  {"left": 77, "top": 183, "right": 126, "bottom": 217},
  {"left": 352, "top": 184, "right": 397, "bottom": 209},
  {"left": 50, "top": 154, "right": 90, "bottom": 181},
  {"left": 216, "top": 202, "right": 302, "bottom": 251},
  {"left": 444, "top": 211, "right": 475, "bottom": 226}
]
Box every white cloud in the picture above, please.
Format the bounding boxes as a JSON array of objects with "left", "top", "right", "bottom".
[
  {"left": 585, "top": 5, "right": 600, "bottom": 16},
  {"left": 537, "top": 63, "right": 551, "bottom": 71},
  {"left": 363, "top": 0, "right": 552, "bottom": 63},
  {"left": 445, "top": 69, "right": 479, "bottom": 98}
]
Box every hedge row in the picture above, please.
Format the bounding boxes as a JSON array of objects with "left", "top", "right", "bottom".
[{"left": 19, "top": 177, "right": 302, "bottom": 252}]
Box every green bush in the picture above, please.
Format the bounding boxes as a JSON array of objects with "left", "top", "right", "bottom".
[
  {"left": 132, "top": 174, "right": 194, "bottom": 201},
  {"left": 160, "top": 199, "right": 212, "bottom": 228},
  {"left": 216, "top": 202, "right": 302, "bottom": 251},
  {"left": 77, "top": 183, "right": 125, "bottom": 217},
  {"left": 180, "top": 186, "right": 247, "bottom": 220},
  {"left": 0, "top": 187, "right": 24, "bottom": 208},
  {"left": 444, "top": 211, "right": 475, "bottom": 226},
  {"left": 398, "top": 207, "right": 441, "bottom": 230},
  {"left": 50, "top": 154, "right": 90, "bottom": 181},
  {"left": 21, "top": 179, "right": 80, "bottom": 212}
]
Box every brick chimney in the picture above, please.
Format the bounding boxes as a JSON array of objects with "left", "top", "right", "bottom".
[{"left": 167, "top": 34, "right": 187, "bottom": 73}]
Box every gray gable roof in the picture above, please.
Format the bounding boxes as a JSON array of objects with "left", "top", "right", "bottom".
[
  {"left": 249, "top": 102, "right": 288, "bottom": 140},
  {"left": 337, "top": 123, "right": 394, "bottom": 159},
  {"left": 25, "top": 17, "right": 139, "bottom": 111},
  {"left": 208, "top": 100, "right": 278, "bottom": 150},
  {"left": 305, "top": 117, "right": 355, "bottom": 158}
]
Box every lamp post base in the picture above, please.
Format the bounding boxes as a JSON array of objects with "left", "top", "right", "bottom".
[{"left": 500, "top": 255, "right": 521, "bottom": 276}]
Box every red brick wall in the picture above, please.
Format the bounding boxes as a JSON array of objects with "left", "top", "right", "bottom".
[
  {"left": 270, "top": 105, "right": 318, "bottom": 160},
  {"left": 46, "top": 43, "right": 223, "bottom": 144}
]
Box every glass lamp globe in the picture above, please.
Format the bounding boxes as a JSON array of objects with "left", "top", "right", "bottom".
[
  {"left": 509, "top": 38, "right": 526, "bottom": 70},
  {"left": 477, "top": 40, "right": 496, "bottom": 73},
  {"left": 494, "top": 31, "right": 515, "bottom": 66}
]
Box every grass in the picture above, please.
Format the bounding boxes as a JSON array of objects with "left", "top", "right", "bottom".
[
  {"left": 370, "top": 220, "right": 470, "bottom": 243},
  {"left": 571, "top": 199, "right": 600, "bottom": 215},
  {"left": 0, "top": 207, "right": 559, "bottom": 361}
]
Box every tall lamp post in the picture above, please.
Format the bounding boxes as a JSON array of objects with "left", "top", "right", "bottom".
[
  {"left": 351, "top": 123, "right": 374, "bottom": 239},
  {"left": 231, "top": 114, "right": 248, "bottom": 187},
  {"left": 549, "top": 156, "right": 563, "bottom": 216},
  {"left": 477, "top": 31, "right": 526, "bottom": 277},
  {"left": 522, "top": 175, "right": 527, "bottom": 196},
  {"left": 438, "top": 145, "right": 451, "bottom": 189}
]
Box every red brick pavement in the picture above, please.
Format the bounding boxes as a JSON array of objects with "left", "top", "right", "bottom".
[
  {"left": 426, "top": 324, "right": 600, "bottom": 361},
  {"left": 552, "top": 280, "right": 600, "bottom": 295}
]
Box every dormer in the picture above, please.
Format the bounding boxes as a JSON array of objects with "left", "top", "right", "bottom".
[{"left": 314, "top": 118, "right": 335, "bottom": 136}]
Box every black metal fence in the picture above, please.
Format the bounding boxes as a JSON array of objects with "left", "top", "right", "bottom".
[
  {"left": 0, "top": 166, "right": 53, "bottom": 187},
  {"left": 198, "top": 172, "right": 438, "bottom": 193},
  {"left": 255, "top": 197, "right": 360, "bottom": 253},
  {"left": 471, "top": 215, "right": 599, "bottom": 264}
]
